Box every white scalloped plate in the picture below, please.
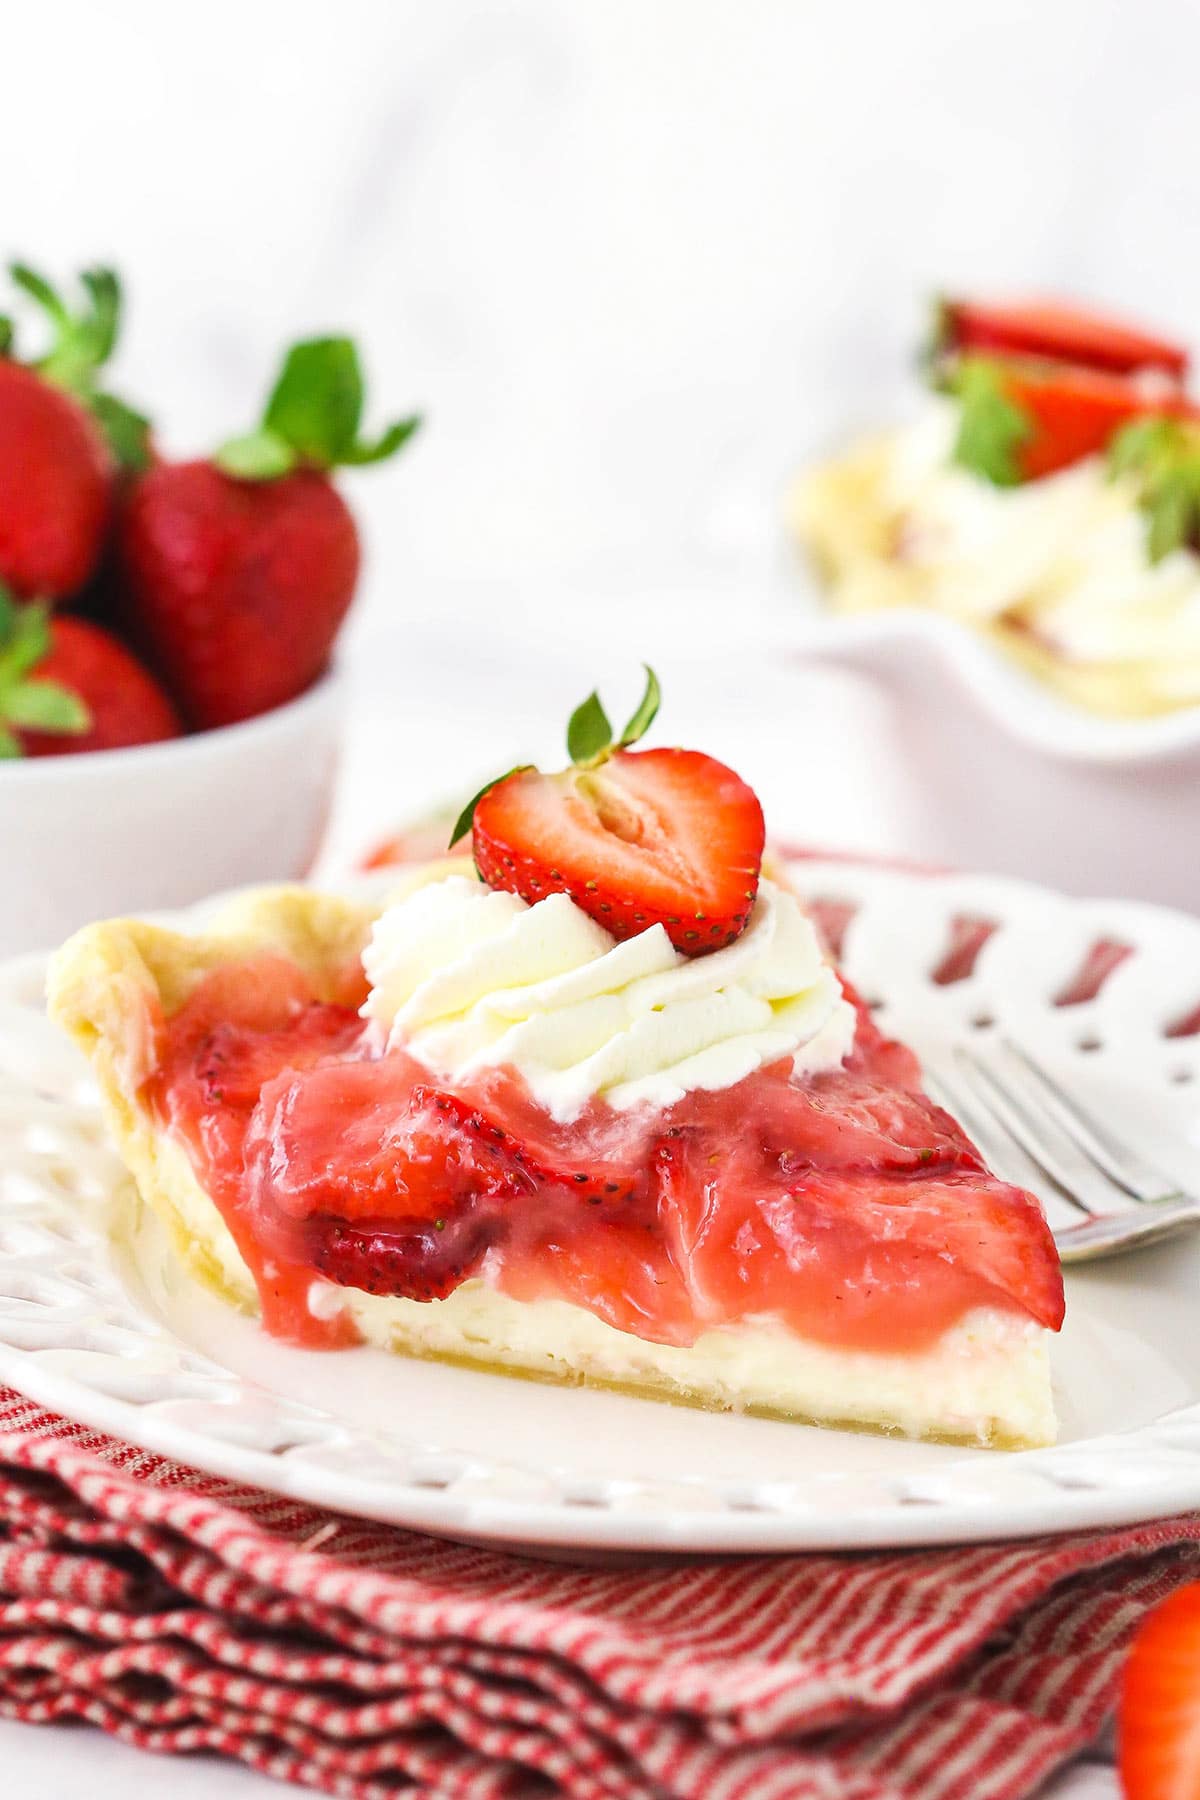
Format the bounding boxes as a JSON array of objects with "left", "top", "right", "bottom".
[{"left": 2, "top": 861, "right": 1200, "bottom": 1555}]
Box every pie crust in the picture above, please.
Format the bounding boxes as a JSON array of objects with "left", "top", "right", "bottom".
[{"left": 48, "top": 881, "right": 1058, "bottom": 1448}]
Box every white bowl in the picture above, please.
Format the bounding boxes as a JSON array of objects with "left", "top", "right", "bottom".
[
  {"left": 784, "top": 602, "right": 1200, "bottom": 912},
  {"left": 3, "top": 669, "right": 345, "bottom": 957}
]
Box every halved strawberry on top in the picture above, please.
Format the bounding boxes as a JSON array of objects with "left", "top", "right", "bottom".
[{"left": 452, "top": 668, "right": 766, "bottom": 955}]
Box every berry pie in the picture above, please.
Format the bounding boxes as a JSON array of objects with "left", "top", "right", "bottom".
[{"left": 49, "top": 674, "right": 1064, "bottom": 1447}]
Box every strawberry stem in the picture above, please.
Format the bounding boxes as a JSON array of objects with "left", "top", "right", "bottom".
[
  {"left": 944, "top": 356, "right": 1034, "bottom": 487},
  {"left": 215, "top": 335, "right": 422, "bottom": 481},
  {"left": 1108, "top": 415, "right": 1200, "bottom": 562},
  {"left": 566, "top": 691, "right": 613, "bottom": 765},
  {"left": 5, "top": 262, "right": 152, "bottom": 470},
  {"left": 0, "top": 588, "right": 90, "bottom": 753},
  {"left": 447, "top": 665, "right": 663, "bottom": 849},
  {"left": 566, "top": 665, "right": 661, "bottom": 769},
  {"left": 13, "top": 262, "right": 120, "bottom": 393},
  {"left": 618, "top": 665, "right": 661, "bottom": 746}
]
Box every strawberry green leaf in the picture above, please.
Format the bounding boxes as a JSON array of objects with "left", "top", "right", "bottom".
[
  {"left": 0, "top": 599, "right": 51, "bottom": 684},
  {"left": 566, "top": 691, "right": 613, "bottom": 765},
  {"left": 263, "top": 337, "right": 364, "bottom": 469},
  {"left": 448, "top": 766, "right": 531, "bottom": 849},
  {"left": 1107, "top": 416, "right": 1200, "bottom": 563},
  {"left": 949, "top": 357, "right": 1033, "bottom": 487},
  {"left": 340, "top": 414, "right": 423, "bottom": 466},
  {"left": 10, "top": 263, "right": 68, "bottom": 327},
  {"left": 1, "top": 679, "right": 89, "bottom": 734},
  {"left": 90, "top": 392, "right": 153, "bottom": 472},
  {"left": 0, "top": 598, "right": 86, "bottom": 745},
  {"left": 452, "top": 665, "right": 664, "bottom": 852},
  {"left": 78, "top": 268, "right": 120, "bottom": 365},
  {"left": 226, "top": 334, "right": 422, "bottom": 476},
  {"left": 13, "top": 262, "right": 126, "bottom": 395},
  {"left": 618, "top": 664, "right": 661, "bottom": 747},
  {"left": 0, "top": 316, "right": 12, "bottom": 357},
  {"left": 1108, "top": 415, "right": 1177, "bottom": 481},
  {"left": 1146, "top": 476, "right": 1190, "bottom": 562},
  {"left": 215, "top": 429, "right": 298, "bottom": 481}
]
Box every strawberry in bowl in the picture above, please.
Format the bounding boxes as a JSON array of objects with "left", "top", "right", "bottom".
[
  {"left": 0, "top": 589, "right": 180, "bottom": 759},
  {"left": 118, "top": 336, "right": 420, "bottom": 729},
  {"left": 49, "top": 670, "right": 1064, "bottom": 1450},
  {"left": 0, "top": 263, "right": 149, "bottom": 602},
  {"left": 0, "top": 261, "right": 423, "bottom": 954}
]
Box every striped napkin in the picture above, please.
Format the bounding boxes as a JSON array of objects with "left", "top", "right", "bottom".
[{"left": 0, "top": 1387, "right": 1194, "bottom": 1799}]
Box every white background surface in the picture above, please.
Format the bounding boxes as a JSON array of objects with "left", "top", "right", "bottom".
[
  {"left": 7, "top": 0, "right": 1200, "bottom": 651},
  {"left": 4, "top": 0, "right": 1189, "bottom": 1787}
]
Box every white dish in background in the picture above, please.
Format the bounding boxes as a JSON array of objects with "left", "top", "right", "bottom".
[
  {"left": 2, "top": 858, "right": 1200, "bottom": 1555},
  {"left": 781, "top": 591, "right": 1200, "bottom": 913},
  {"left": 2, "top": 669, "right": 344, "bottom": 959}
]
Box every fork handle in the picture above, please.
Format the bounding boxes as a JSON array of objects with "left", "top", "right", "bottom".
[{"left": 1055, "top": 1195, "right": 1200, "bottom": 1263}]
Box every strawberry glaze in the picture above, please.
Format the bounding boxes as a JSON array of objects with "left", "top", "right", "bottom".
[{"left": 146, "top": 955, "right": 1064, "bottom": 1353}]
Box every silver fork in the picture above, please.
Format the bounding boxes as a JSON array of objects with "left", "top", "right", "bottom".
[{"left": 924, "top": 1037, "right": 1200, "bottom": 1262}]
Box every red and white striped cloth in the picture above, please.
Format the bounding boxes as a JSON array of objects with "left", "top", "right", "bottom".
[{"left": 0, "top": 1388, "right": 1193, "bottom": 1798}]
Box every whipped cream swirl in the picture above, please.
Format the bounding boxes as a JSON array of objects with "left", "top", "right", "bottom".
[{"left": 361, "top": 873, "right": 855, "bottom": 1122}]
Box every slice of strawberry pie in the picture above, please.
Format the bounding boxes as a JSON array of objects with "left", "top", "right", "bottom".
[{"left": 48, "top": 673, "right": 1064, "bottom": 1447}]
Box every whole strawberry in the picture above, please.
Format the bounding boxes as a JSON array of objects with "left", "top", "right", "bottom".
[
  {"left": 0, "top": 587, "right": 180, "bottom": 758},
  {"left": 0, "top": 264, "right": 149, "bottom": 600},
  {"left": 118, "top": 338, "right": 420, "bottom": 729},
  {"left": 1120, "top": 1581, "right": 1200, "bottom": 1800}
]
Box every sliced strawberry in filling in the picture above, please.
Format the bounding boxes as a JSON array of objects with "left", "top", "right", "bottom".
[
  {"left": 749, "top": 1067, "right": 979, "bottom": 1177},
  {"left": 654, "top": 1130, "right": 1062, "bottom": 1353},
  {"left": 308, "top": 1212, "right": 496, "bottom": 1303},
  {"left": 146, "top": 956, "right": 368, "bottom": 1343},
  {"left": 147, "top": 955, "right": 1063, "bottom": 1354}
]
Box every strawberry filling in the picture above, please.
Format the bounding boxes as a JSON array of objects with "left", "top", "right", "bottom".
[{"left": 145, "top": 954, "right": 1064, "bottom": 1354}]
